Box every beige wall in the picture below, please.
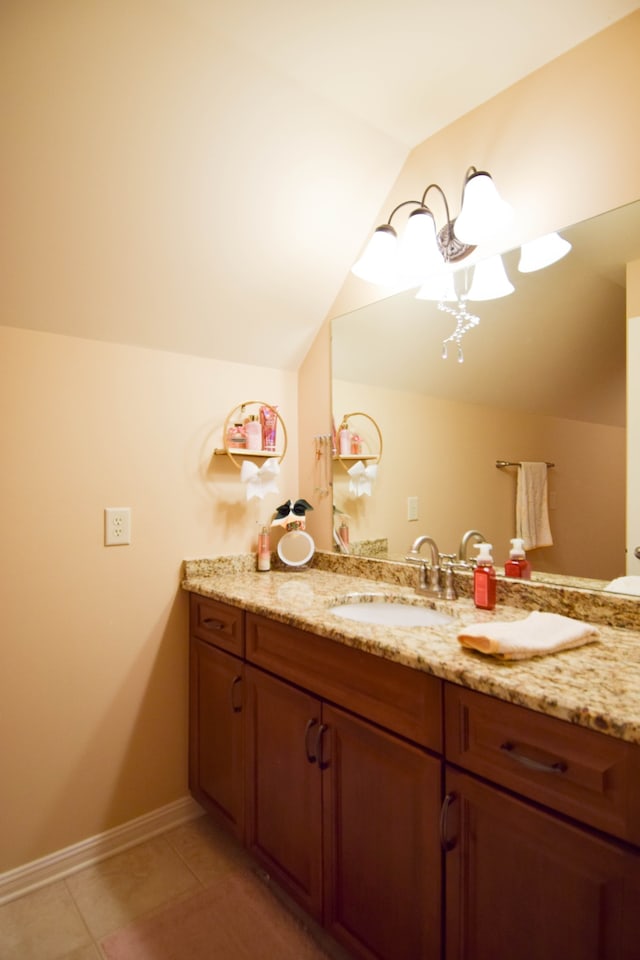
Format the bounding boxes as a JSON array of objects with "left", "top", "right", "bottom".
[
  {"left": 333, "top": 379, "right": 625, "bottom": 579},
  {"left": 628, "top": 259, "right": 640, "bottom": 575},
  {"left": 0, "top": 326, "right": 297, "bottom": 873}
]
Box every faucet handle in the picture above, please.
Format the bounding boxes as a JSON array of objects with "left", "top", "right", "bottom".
[
  {"left": 443, "top": 565, "right": 457, "bottom": 600},
  {"left": 404, "top": 550, "right": 423, "bottom": 565}
]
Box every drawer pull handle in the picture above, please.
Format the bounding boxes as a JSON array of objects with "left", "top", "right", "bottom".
[
  {"left": 439, "top": 792, "right": 457, "bottom": 852},
  {"left": 304, "top": 718, "right": 318, "bottom": 763},
  {"left": 202, "top": 617, "right": 226, "bottom": 631},
  {"left": 500, "top": 741, "right": 567, "bottom": 775},
  {"left": 230, "top": 675, "right": 242, "bottom": 713},
  {"left": 315, "top": 723, "right": 329, "bottom": 770}
]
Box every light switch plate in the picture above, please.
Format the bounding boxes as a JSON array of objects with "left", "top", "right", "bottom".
[{"left": 407, "top": 496, "right": 419, "bottom": 521}]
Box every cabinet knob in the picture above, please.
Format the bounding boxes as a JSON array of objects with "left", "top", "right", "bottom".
[{"left": 634, "top": 546, "right": 640, "bottom": 560}]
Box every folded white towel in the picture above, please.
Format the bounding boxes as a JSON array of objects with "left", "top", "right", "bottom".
[
  {"left": 604, "top": 576, "right": 640, "bottom": 596},
  {"left": 458, "top": 611, "right": 598, "bottom": 660},
  {"left": 516, "top": 461, "right": 553, "bottom": 550}
]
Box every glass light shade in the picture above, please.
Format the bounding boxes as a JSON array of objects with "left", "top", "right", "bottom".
[
  {"left": 415, "top": 268, "right": 458, "bottom": 302},
  {"left": 518, "top": 232, "right": 572, "bottom": 272},
  {"left": 351, "top": 224, "right": 398, "bottom": 284},
  {"left": 467, "top": 255, "right": 514, "bottom": 301},
  {"left": 396, "top": 208, "right": 443, "bottom": 283},
  {"left": 454, "top": 171, "right": 513, "bottom": 245}
]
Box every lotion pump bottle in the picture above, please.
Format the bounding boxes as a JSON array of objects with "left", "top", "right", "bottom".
[
  {"left": 339, "top": 420, "right": 351, "bottom": 456},
  {"left": 245, "top": 415, "right": 262, "bottom": 451},
  {"left": 473, "top": 542, "right": 496, "bottom": 610},
  {"left": 257, "top": 526, "right": 271, "bottom": 572},
  {"left": 504, "top": 537, "right": 532, "bottom": 579}
]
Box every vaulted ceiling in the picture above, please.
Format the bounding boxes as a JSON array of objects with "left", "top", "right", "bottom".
[{"left": 2, "top": 0, "right": 638, "bottom": 370}]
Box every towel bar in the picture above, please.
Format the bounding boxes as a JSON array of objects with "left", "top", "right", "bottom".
[{"left": 496, "top": 460, "right": 554, "bottom": 468}]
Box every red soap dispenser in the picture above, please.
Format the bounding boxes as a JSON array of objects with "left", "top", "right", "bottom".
[
  {"left": 473, "top": 542, "right": 496, "bottom": 610},
  {"left": 504, "top": 537, "right": 532, "bottom": 579}
]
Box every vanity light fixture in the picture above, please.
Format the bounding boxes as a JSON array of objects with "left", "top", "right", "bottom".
[
  {"left": 351, "top": 166, "right": 513, "bottom": 286},
  {"left": 518, "top": 231, "right": 572, "bottom": 272}
]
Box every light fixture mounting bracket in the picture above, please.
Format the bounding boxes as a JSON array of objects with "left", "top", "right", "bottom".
[{"left": 437, "top": 221, "right": 476, "bottom": 263}]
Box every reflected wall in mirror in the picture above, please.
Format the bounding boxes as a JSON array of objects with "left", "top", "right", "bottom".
[{"left": 332, "top": 201, "right": 640, "bottom": 590}]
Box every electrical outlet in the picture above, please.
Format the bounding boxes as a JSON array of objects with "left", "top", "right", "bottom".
[
  {"left": 407, "top": 496, "right": 419, "bottom": 521},
  {"left": 104, "top": 507, "right": 131, "bottom": 545}
]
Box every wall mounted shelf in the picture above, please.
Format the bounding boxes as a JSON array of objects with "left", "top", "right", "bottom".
[
  {"left": 333, "top": 410, "right": 383, "bottom": 472},
  {"left": 332, "top": 454, "right": 379, "bottom": 462},
  {"left": 215, "top": 401, "right": 287, "bottom": 470}
]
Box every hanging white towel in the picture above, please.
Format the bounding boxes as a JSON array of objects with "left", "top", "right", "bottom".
[
  {"left": 516, "top": 461, "right": 553, "bottom": 550},
  {"left": 458, "top": 611, "right": 598, "bottom": 660}
]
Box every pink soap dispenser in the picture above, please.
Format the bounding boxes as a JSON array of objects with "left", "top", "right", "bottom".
[
  {"left": 257, "top": 525, "right": 271, "bottom": 572},
  {"left": 504, "top": 537, "right": 532, "bottom": 579},
  {"left": 473, "top": 542, "right": 496, "bottom": 610}
]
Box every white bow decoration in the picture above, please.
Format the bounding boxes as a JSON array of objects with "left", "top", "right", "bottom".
[
  {"left": 240, "top": 458, "right": 280, "bottom": 500},
  {"left": 347, "top": 460, "right": 378, "bottom": 497}
]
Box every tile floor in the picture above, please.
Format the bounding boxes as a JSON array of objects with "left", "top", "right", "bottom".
[{"left": 0, "top": 814, "right": 349, "bottom": 960}]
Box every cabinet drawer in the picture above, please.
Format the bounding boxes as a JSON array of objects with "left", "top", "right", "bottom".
[
  {"left": 445, "top": 683, "right": 640, "bottom": 845},
  {"left": 246, "top": 613, "right": 442, "bottom": 751},
  {"left": 190, "top": 594, "right": 244, "bottom": 656}
]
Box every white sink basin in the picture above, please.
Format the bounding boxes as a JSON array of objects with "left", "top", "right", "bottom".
[{"left": 329, "top": 599, "right": 454, "bottom": 627}]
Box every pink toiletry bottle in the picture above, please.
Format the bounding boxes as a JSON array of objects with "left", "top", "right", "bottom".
[
  {"left": 257, "top": 526, "right": 271, "bottom": 572},
  {"left": 473, "top": 542, "right": 496, "bottom": 610},
  {"left": 504, "top": 537, "right": 532, "bottom": 579},
  {"left": 339, "top": 420, "right": 351, "bottom": 456},
  {"left": 245, "top": 415, "right": 262, "bottom": 451}
]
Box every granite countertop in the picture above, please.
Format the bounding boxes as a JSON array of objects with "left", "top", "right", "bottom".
[{"left": 182, "top": 555, "right": 640, "bottom": 746}]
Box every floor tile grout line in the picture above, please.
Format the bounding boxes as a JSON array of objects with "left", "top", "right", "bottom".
[{"left": 61, "top": 874, "right": 100, "bottom": 956}]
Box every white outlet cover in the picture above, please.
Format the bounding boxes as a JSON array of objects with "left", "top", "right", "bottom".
[
  {"left": 407, "top": 496, "right": 419, "bottom": 521},
  {"left": 104, "top": 507, "right": 131, "bottom": 546}
]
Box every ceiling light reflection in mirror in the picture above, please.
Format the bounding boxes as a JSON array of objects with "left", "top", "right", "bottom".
[{"left": 332, "top": 200, "right": 640, "bottom": 592}]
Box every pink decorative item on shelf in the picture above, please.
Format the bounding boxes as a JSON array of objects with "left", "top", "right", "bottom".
[{"left": 260, "top": 405, "right": 278, "bottom": 451}]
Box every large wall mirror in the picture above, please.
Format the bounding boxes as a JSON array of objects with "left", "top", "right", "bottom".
[{"left": 332, "top": 200, "right": 640, "bottom": 593}]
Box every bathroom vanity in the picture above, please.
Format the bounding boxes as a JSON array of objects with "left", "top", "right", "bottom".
[{"left": 184, "top": 557, "right": 640, "bottom": 960}]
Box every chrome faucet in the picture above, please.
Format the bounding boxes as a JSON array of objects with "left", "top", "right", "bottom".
[
  {"left": 405, "top": 535, "right": 443, "bottom": 598},
  {"left": 457, "top": 529, "right": 487, "bottom": 563}
]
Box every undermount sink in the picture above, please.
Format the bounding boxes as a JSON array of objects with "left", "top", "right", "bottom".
[{"left": 329, "top": 596, "right": 454, "bottom": 627}]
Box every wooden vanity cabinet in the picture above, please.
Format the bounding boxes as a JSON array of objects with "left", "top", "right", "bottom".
[
  {"left": 244, "top": 612, "right": 443, "bottom": 960},
  {"left": 189, "top": 593, "right": 640, "bottom": 960},
  {"left": 188, "top": 595, "right": 245, "bottom": 839},
  {"left": 443, "top": 684, "right": 640, "bottom": 959}
]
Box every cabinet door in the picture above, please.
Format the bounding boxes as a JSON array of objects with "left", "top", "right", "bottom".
[
  {"left": 444, "top": 768, "right": 640, "bottom": 960},
  {"left": 244, "top": 665, "right": 323, "bottom": 920},
  {"left": 323, "top": 703, "right": 442, "bottom": 960},
  {"left": 189, "top": 638, "right": 244, "bottom": 838}
]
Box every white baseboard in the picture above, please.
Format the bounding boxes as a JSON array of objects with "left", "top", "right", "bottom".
[{"left": 0, "top": 795, "right": 204, "bottom": 906}]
